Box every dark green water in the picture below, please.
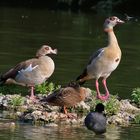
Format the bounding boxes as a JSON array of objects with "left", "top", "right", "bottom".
[{"left": 0, "top": 7, "right": 140, "bottom": 139}]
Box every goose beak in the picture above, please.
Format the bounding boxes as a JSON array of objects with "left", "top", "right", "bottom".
[
  {"left": 117, "top": 19, "right": 125, "bottom": 24},
  {"left": 51, "top": 49, "right": 58, "bottom": 54}
]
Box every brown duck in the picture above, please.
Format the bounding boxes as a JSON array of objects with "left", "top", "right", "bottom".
[
  {"left": 41, "top": 82, "right": 90, "bottom": 115},
  {"left": 0, "top": 45, "right": 57, "bottom": 100}
]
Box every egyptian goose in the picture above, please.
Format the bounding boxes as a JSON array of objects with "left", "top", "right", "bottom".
[
  {"left": 76, "top": 16, "right": 125, "bottom": 101},
  {"left": 41, "top": 82, "right": 89, "bottom": 116},
  {"left": 85, "top": 103, "right": 106, "bottom": 134},
  {"left": 0, "top": 45, "right": 57, "bottom": 100}
]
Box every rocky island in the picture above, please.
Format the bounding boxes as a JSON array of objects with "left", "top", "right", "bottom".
[{"left": 0, "top": 86, "right": 140, "bottom": 127}]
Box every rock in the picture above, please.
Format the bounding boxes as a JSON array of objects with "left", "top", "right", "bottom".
[
  {"left": 76, "top": 101, "right": 90, "bottom": 111},
  {"left": 107, "top": 115, "right": 125, "bottom": 125},
  {"left": 78, "top": 116, "right": 86, "bottom": 124},
  {"left": 16, "top": 111, "right": 22, "bottom": 117},
  {"left": 64, "top": 119, "right": 71, "bottom": 124},
  {"left": 0, "top": 122, "right": 15, "bottom": 129},
  {"left": 58, "top": 113, "right": 67, "bottom": 119},
  {"left": 84, "top": 88, "right": 92, "bottom": 98},
  {"left": 45, "top": 123, "right": 58, "bottom": 127},
  {"left": 120, "top": 100, "right": 140, "bottom": 113},
  {"left": 24, "top": 113, "right": 33, "bottom": 120},
  {"left": 32, "top": 110, "right": 43, "bottom": 120},
  {"left": 71, "top": 119, "right": 78, "bottom": 124},
  {"left": 0, "top": 96, "right": 4, "bottom": 104},
  {"left": 41, "top": 104, "right": 60, "bottom": 112},
  {"left": 1, "top": 111, "right": 11, "bottom": 119},
  {"left": 107, "top": 109, "right": 136, "bottom": 125}
]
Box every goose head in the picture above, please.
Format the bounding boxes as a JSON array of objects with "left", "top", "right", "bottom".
[
  {"left": 36, "top": 45, "right": 57, "bottom": 57},
  {"left": 104, "top": 16, "right": 125, "bottom": 30}
]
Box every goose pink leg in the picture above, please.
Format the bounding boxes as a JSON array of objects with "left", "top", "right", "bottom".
[
  {"left": 29, "top": 86, "right": 36, "bottom": 101},
  {"left": 102, "top": 79, "right": 109, "bottom": 100},
  {"left": 95, "top": 79, "right": 109, "bottom": 101},
  {"left": 96, "top": 79, "right": 104, "bottom": 100}
]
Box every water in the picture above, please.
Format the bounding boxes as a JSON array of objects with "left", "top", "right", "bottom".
[
  {"left": 0, "top": 7, "right": 140, "bottom": 140},
  {"left": 0, "top": 122, "right": 140, "bottom": 140}
]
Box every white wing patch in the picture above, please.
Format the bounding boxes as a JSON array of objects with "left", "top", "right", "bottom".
[{"left": 18, "top": 64, "right": 38, "bottom": 73}]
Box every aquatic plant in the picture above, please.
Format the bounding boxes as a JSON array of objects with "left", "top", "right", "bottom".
[
  {"left": 35, "top": 82, "right": 61, "bottom": 95},
  {"left": 90, "top": 91, "right": 120, "bottom": 116},
  {"left": 9, "top": 95, "right": 25, "bottom": 107},
  {"left": 104, "top": 95, "right": 120, "bottom": 116},
  {"left": 131, "top": 88, "right": 140, "bottom": 105}
]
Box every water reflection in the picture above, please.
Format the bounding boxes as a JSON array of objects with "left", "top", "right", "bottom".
[
  {"left": 1, "top": 123, "right": 140, "bottom": 140},
  {"left": 16, "top": 124, "right": 121, "bottom": 140}
]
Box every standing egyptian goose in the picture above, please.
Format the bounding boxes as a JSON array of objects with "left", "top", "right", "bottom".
[
  {"left": 41, "top": 82, "right": 89, "bottom": 116},
  {"left": 0, "top": 45, "right": 57, "bottom": 100},
  {"left": 76, "top": 16, "right": 125, "bottom": 101}
]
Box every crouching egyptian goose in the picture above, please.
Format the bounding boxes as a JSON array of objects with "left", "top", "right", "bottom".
[
  {"left": 76, "top": 16, "right": 125, "bottom": 101},
  {"left": 41, "top": 82, "right": 90, "bottom": 116},
  {"left": 0, "top": 45, "right": 57, "bottom": 100},
  {"left": 84, "top": 103, "right": 106, "bottom": 135}
]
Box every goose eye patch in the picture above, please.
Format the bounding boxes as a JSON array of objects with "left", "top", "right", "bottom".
[
  {"left": 45, "top": 47, "right": 49, "bottom": 50},
  {"left": 110, "top": 17, "right": 115, "bottom": 21}
]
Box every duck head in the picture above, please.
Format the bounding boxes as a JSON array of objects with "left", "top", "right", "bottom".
[
  {"left": 36, "top": 45, "right": 57, "bottom": 57},
  {"left": 104, "top": 16, "right": 125, "bottom": 31}
]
